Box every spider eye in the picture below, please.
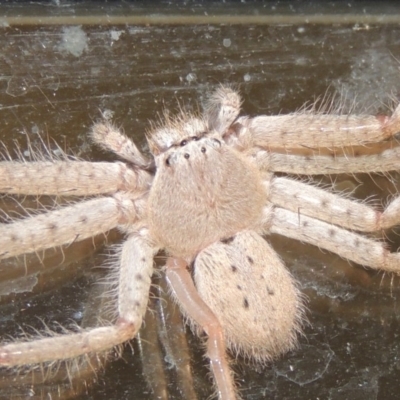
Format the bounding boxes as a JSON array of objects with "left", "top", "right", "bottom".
[
  {"left": 212, "top": 138, "right": 221, "bottom": 146},
  {"left": 180, "top": 140, "right": 188, "bottom": 146},
  {"left": 165, "top": 156, "right": 171, "bottom": 166},
  {"left": 191, "top": 136, "right": 200, "bottom": 141}
]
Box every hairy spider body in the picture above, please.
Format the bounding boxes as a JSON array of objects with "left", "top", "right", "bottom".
[
  {"left": 148, "top": 121, "right": 301, "bottom": 361},
  {"left": 149, "top": 131, "right": 267, "bottom": 258},
  {"left": 1, "top": 87, "right": 400, "bottom": 399}
]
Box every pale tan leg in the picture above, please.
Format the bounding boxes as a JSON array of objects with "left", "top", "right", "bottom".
[
  {"left": 268, "top": 207, "right": 400, "bottom": 274},
  {"left": 253, "top": 146, "right": 400, "bottom": 175},
  {"left": 0, "top": 230, "right": 156, "bottom": 367},
  {"left": 269, "top": 176, "right": 400, "bottom": 231},
  {"left": 238, "top": 104, "right": 400, "bottom": 149},
  {"left": 0, "top": 191, "right": 143, "bottom": 260},
  {"left": 0, "top": 322, "right": 136, "bottom": 366},
  {"left": 165, "top": 258, "right": 237, "bottom": 400},
  {"left": 0, "top": 198, "right": 119, "bottom": 259},
  {"left": 0, "top": 161, "right": 150, "bottom": 195},
  {"left": 0, "top": 230, "right": 122, "bottom": 294},
  {"left": 0, "top": 272, "right": 112, "bottom": 393},
  {"left": 117, "top": 230, "right": 156, "bottom": 324}
]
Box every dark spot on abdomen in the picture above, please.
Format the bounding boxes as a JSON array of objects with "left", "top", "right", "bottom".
[
  {"left": 221, "top": 236, "right": 235, "bottom": 245},
  {"left": 243, "top": 298, "right": 249, "bottom": 309},
  {"left": 246, "top": 256, "right": 254, "bottom": 264},
  {"left": 267, "top": 286, "right": 275, "bottom": 295},
  {"left": 135, "top": 273, "right": 143, "bottom": 281}
]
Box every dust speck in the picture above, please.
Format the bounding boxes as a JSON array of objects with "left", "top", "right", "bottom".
[
  {"left": 223, "top": 38, "right": 232, "bottom": 48},
  {"left": 58, "top": 26, "right": 88, "bottom": 57},
  {"left": 0, "top": 19, "right": 9, "bottom": 27},
  {"left": 110, "top": 30, "right": 123, "bottom": 41},
  {"left": 186, "top": 73, "right": 197, "bottom": 83},
  {"left": 244, "top": 73, "right": 251, "bottom": 82}
]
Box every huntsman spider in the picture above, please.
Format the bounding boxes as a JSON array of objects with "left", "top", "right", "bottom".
[{"left": 1, "top": 87, "right": 400, "bottom": 399}]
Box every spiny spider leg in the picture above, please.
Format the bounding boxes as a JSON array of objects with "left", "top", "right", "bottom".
[
  {"left": 268, "top": 207, "right": 400, "bottom": 273},
  {"left": 237, "top": 104, "right": 400, "bottom": 148},
  {"left": 0, "top": 119, "right": 151, "bottom": 197},
  {"left": 262, "top": 147, "right": 400, "bottom": 175},
  {"left": 0, "top": 161, "right": 148, "bottom": 196},
  {"left": 0, "top": 230, "right": 156, "bottom": 366},
  {"left": 269, "top": 176, "right": 400, "bottom": 231},
  {"left": 0, "top": 193, "right": 145, "bottom": 259}
]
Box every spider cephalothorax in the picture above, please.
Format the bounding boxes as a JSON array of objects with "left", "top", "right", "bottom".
[
  {"left": 149, "top": 120, "right": 267, "bottom": 259},
  {"left": 1, "top": 86, "right": 400, "bottom": 399}
]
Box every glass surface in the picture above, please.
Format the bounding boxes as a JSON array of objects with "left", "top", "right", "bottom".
[{"left": 1, "top": 2, "right": 400, "bottom": 399}]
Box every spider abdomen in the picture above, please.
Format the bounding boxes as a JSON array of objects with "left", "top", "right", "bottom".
[
  {"left": 194, "top": 230, "right": 303, "bottom": 361},
  {"left": 148, "top": 138, "right": 266, "bottom": 259}
]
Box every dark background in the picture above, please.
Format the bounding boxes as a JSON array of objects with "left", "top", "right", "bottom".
[{"left": 1, "top": 2, "right": 400, "bottom": 399}]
